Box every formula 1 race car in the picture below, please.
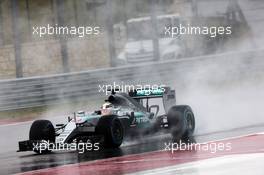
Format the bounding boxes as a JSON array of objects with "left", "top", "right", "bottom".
[{"left": 18, "top": 87, "right": 195, "bottom": 154}]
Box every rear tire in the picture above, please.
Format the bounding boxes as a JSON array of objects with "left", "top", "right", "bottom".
[
  {"left": 29, "top": 120, "right": 55, "bottom": 154},
  {"left": 96, "top": 115, "right": 124, "bottom": 148},
  {"left": 167, "top": 105, "right": 195, "bottom": 142}
]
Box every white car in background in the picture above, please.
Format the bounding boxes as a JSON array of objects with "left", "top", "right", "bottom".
[{"left": 115, "top": 14, "right": 186, "bottom": 64}]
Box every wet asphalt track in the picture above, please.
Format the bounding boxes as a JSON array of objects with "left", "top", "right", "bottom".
[{"left": 1, "top": 121, "right": 264, "bottom": 175}]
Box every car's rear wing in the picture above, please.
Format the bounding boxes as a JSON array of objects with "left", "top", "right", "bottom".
[
  {"left": 128, "top": 87, "right": 176, "bottom": 113},
  {"left": 128, "top": 87, "right": 164, "bottom": 99}
]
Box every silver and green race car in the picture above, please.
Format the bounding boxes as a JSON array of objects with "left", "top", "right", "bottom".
[{"left": 18, "top": 87, "right": 195, "bottom": 154}]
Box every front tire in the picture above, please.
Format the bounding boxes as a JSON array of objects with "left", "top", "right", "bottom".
[
  {"left": 96, "top": 115, "right": 124, "bottom": 148},
  {"left": 29, "top": 120, "right": 55, "bottom": 154}
]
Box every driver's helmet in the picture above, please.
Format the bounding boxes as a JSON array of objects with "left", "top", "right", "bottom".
[{"left": 101, "top": 102, "right": 114, "bottom": 115}]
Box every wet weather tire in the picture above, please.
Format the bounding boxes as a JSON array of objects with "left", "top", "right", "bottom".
[
  {"left": 96, "top": 115, "right": 124, "bottom": 148},
  {"left": 29, "top": 120, "right": 55, "bottom": 154},
  {"left": 167, "top": 105, "right": 195, "bottom": 142}
]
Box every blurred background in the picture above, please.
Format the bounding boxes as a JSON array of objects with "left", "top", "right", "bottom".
[{"left": 0, "top": 0, "right": 262, "bottom": 79}]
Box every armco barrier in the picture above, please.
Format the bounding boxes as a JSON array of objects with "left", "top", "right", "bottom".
[{"left": 0, "top": 49, "right": 263, "bottom": 111}]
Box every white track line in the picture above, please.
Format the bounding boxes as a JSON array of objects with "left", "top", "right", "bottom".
[{"left": 128, "top": 153, "right": 264, "bottom": 175}]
